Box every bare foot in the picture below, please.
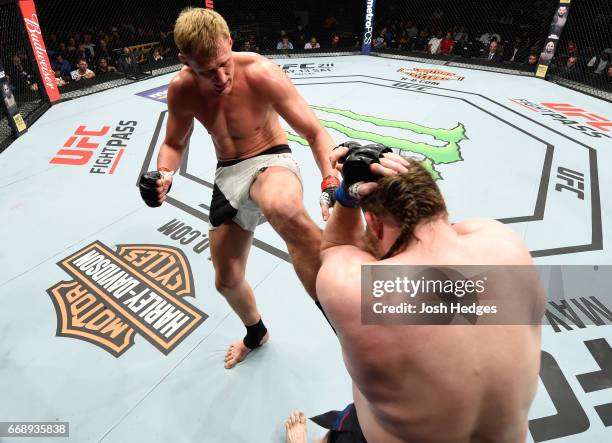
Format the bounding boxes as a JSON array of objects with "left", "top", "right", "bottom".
[
  {"left": 285, "top": 411, "right": 307, "bottom": 443},
  {"left": 224, "top": 332, "right": 269, "bottom": 369}
]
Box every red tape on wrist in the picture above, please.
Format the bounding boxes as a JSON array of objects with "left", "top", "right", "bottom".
[
  {"left": 321, "top": 175, "right": 340, "bottom": 191},
  {"left": 159, "top": 167, "right": 172, "bottom": 173}
]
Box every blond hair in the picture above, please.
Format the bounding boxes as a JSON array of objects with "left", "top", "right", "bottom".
[{"left": 174, "top": 7, "right": 231, "bottom": 57}]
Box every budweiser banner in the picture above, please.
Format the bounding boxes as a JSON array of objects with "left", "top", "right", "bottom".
[{"left": 18, "top": 0, "right": 60, "bottom": 102}]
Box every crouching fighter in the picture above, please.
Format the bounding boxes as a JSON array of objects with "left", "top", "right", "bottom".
[{"left": 285, "top": 143, "right": 544, "bottom": 443}]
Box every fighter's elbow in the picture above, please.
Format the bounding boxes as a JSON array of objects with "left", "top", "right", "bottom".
[{"left": 304, "top": 131, "right": 320, "bottom": 147}]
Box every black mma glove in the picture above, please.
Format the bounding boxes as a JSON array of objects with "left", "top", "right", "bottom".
[
  {"left": 138, "top": 168, "right": 173, "bottom": 207},
  {"left": 339, "top": 143, "right": 393, "bottom": 187}
]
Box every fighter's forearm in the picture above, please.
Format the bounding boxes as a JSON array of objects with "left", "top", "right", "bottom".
[
  {"left": 156, "top": 143, "right": 185, "bottom": 171},
  {"left": 321, "top": 204, "right": 365, "bottom": 252},
  {"left": 307, "top": 131, "right": 337, "bottom": 178}
]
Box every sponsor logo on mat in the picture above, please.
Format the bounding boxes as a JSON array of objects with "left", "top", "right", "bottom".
[
  {"left": 50, "top": 121, "right": 138, "bottom": 174},
  {"left": 398, "top": 67, "right": 465, "bottom": 84},
  {"left": 136, "top": 84, "right": 169, "bottom": 104},
  {"left": 279, "top": 62, "right": 335, "bottom": 76},
  {"left": 510, "top": 99, "right": 611, "bottom": 139},
  {"left": 47, "top": 242, "right": 207, "bottom": 357}
]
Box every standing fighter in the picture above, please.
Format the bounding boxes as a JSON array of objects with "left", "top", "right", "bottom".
[
  {"left": 285, "top": 146, "right": 544, "bottom": 442},
  {"left": 139, "top": 8, "right": 339, "bottom": 368}
]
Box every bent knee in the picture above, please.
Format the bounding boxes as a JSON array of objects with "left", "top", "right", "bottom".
[
  {"left": 265, "top": 202, "right": 313, "bottom": 234},
  {"left": 214, "top": 268, "right": 245, "bottom": 293}
]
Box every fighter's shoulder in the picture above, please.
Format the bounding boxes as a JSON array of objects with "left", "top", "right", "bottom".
[
  {"left": 319, "top": 246, "right": 376, "bottom": 285},
  {"left": 240, "top": 52, "right": 285, "bottom": 85},
  {"left": 456, "top": 218, "right": 531, "bottom": 264},
  {"left": 167, "top": 67, "right": 196, "bottom": 98},
  {"left": 166, "top": 68, "right": 197, "bottom": 110}
]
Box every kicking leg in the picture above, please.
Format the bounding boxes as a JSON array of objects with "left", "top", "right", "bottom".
[{"left": 250, "top": 167, "right": 322, "bottom": 301}]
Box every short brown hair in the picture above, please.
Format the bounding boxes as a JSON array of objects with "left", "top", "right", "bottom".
[
  {"left": 174, "top": 7, "right": 231, "bottom": 58},
  {"left": 361, "top": 161, "right": 447, "bottom": 259}
]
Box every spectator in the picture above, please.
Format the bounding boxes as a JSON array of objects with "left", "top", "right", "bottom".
[
  {"left": 483, "top": 40, "right": 503, "bottom": 62},
  {"left": 241, "top": 40, "right": 253, "bottom": 52},
  {"left": 373, "top": 31, "right": 386, "bottom": 48},
  {"left": 76, "top": 44, "right": 94, "bottom": 66},
  {"left": 53, "top": 54, "right": 72, "bottom": 79},
  {"left": 108, "top": 28, "right": 122, "bottom": 49},
  {"left": 56, "top": 42, "right": 68, "bottom": 59},
  {"left": 82, "top": 33, "right": 96, "bottom": 57},
  {"left": 566, "top": 41, "right": 578, "bottom": 58},
  {"left": 276, "top": 37, "right": 294, "bottom": 50},
  {"left": 606, "top": 64, "right": 612, "bottom": 85},
  {"left": 70, "top": 59, "right": 96, "bottom": 81},
  {"left": 95, "top": 39, "right": 113, "bottom": 66},
  {"left": 412, "top": 29, "right": 430, "bottom": 52},
  {"left": 440, "top": 31, "right": 455, "bottom": 55},
  {"left": 150, "top": 49, "right": 164, "bottom": 62},
  {"left": 505, "top": 37, "right": 527, "bottom": 63},
  {"left": 293, "top": 24, "right": 307, "bottom": 48},
  {"left": 330, "top": 34, "right": 341, "bottom": 49},
  {"left": 587, "top": 51, "right": 610, "bottom": 75},
  {"left": 66, "top": 37, "right": 78, "bottom": 64},
  {"left": 526, "top": 53, "right": 540, "bottom": 68},
  {"left": 454, "top": 25, "right": 468, "bottom": 43},
  {"left": 479, "top": 31, "right": 501, "bottom": 46},
  {"left": 304, "top": 37, "right": 320, "bottom": 50},
  {"left": 427, "top": 32, "right": 443, "bottom": 55},
  {"left": 383, "top": 27, "right": 394, "bottom": 46},
  {"left": 117, "top": 47, "right": 138, "bottom": 73},
  {"left": 406, "top": 21, "right": 419, "bottom": 39},
  {"left": 158, "top": 31, "right": 172, "bottom": 57},
  {"left": 558, "top": 55, "right": 581, "bottom": 80},
  {"left": 247, "top": 34, "right": 260, "bottom": 53},
  {"left": 96, "top": 57, "right": 117, "bottom": 75},
  {"left": 7, "top": 54, "right": 38, "bottom": 93},
  {"left": 397, "top": 31, "right": 411, "bottom": 50},
  {"left": 45, "top": 33, "right": 59, "bottom": 55}
]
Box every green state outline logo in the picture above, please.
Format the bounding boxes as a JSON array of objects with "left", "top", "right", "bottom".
[{"left": 287, "top": 105, "right": 467, "bottom": 180}]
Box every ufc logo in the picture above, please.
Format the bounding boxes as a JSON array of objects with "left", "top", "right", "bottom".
[
  {"left": 50, "top": 126, "right": 110, "bottom": 165},
  {"left": 542, "top": 103, "right": 612, "bottom": 132},
  {"left": 555, "top": 166, "right": 585, "bottom": 200}
]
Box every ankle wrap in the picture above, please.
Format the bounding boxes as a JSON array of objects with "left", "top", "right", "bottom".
[{"left": 243, "top": 318, "right": 267, "bottom": 349}]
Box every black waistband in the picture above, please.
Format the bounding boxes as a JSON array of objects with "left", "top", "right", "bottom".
[{"left": 216, "top": 144, "right": 291, "bottom": 168}]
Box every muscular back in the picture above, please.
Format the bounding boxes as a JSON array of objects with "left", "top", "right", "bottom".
[
  {"left": 167, "top": 52, "right": 289, "bottom": 161},
  {"left": 319, "top": 220, "right": 543, "bottom": 443}
]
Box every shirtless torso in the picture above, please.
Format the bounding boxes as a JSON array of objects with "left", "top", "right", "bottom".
[
  {"left": 169, "top": 53, "right": 286, "bottom": 160},
  {"left": 319, "top": 218, "right": 543, "bottom": 443},
  {"left": 158, "top": 46, "right": 330, "bottom": 167}
]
